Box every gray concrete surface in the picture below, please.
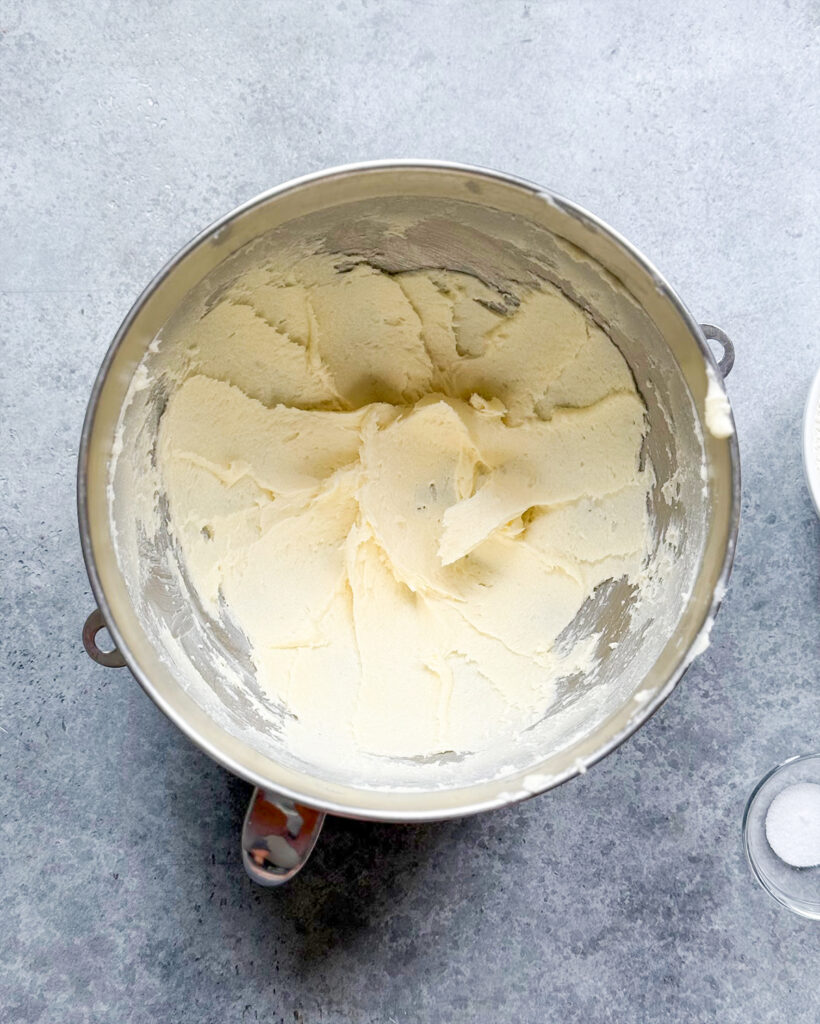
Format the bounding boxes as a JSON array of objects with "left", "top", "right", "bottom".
[{"left": 2, "top": 1, "right": 819, "bottom": 1021}]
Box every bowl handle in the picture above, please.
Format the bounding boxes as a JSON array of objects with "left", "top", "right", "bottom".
[
  {"left": 82, "top": 608, "right": 126, "bottom": 667},
  {"left": 699, "top": 323, "right": 735, "bottom": 378},
  {"left": 83, "top": 609, "right": 323, "bottom": 884},
  {"left": 242, "top": 787, "right": 325, "bottom": 886}
]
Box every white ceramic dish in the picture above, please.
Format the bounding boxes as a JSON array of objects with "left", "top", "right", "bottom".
[{"left": 803, "top": 363, "right": 820, "bottom": 516}]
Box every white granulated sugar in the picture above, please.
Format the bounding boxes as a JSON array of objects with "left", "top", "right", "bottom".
[{"left": 765, "top": 782, "right": 820, "bottom": 868}]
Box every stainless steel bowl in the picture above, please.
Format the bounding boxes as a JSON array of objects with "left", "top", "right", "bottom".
[{"left": 79, "top": 161, "right": 739, "bottom": 880}]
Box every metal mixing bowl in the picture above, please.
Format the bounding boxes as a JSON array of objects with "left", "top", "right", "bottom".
[{"left": 78, "top": 161, "right": 739, "bottom": 876}]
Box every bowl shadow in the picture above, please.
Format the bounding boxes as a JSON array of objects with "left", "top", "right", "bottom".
[{"left": 221, "top": 770, "right": 472, "bottom": 970}]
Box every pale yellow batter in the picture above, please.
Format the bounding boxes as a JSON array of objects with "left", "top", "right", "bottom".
[{"left": 157, "top": 256, "right": 651, "bottom": 761}]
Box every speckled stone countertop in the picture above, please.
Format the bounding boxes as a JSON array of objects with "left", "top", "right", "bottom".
[{"left": 2, "top": 1, "right": 819, "bottom": 1021}]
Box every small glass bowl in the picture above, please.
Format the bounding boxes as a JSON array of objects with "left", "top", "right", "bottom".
[{"left": 742, "top": 753, "right": 820, "bottom": 920}]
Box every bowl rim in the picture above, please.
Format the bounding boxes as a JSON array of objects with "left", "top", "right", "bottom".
[{"left": 77, "top": 159, "right": 741, "bottom": 821}]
